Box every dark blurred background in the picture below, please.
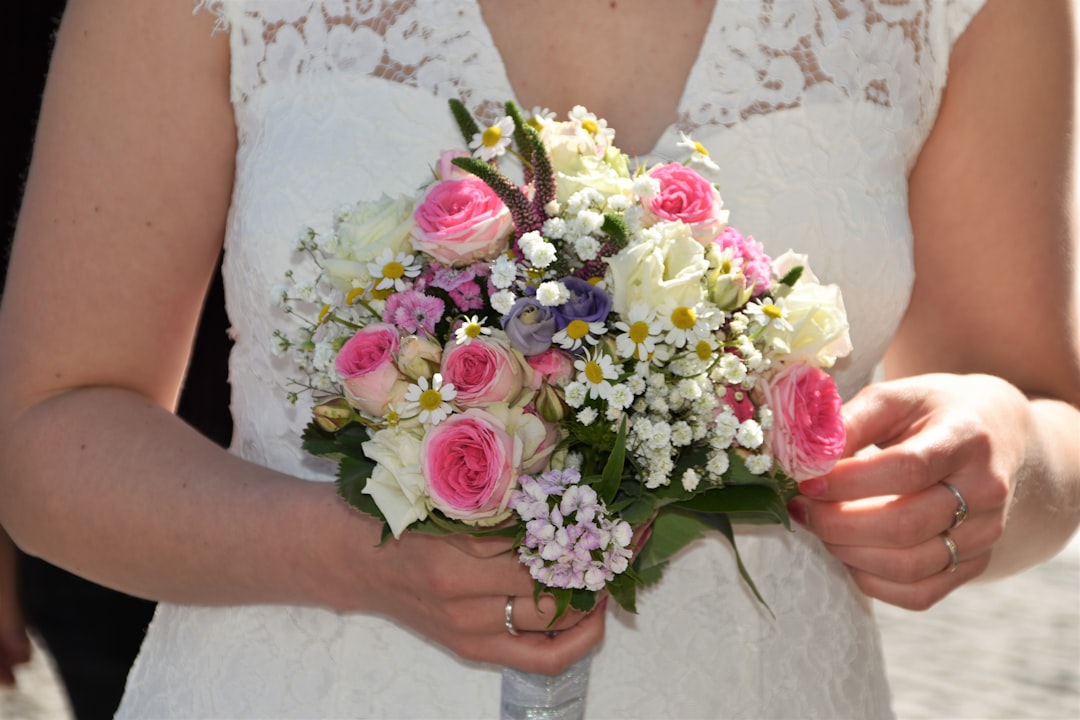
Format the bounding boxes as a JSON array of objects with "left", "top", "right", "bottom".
[{"left": 2, "top": 3, "right": 234, "bottom": 718}]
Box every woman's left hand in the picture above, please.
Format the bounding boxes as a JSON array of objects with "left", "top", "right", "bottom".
[{"left": 787, "top": 373, "right": 1030, "bottom": 610}]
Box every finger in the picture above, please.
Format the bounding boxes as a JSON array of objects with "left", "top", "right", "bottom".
[
  {"left": 847, "top": 551, "right": 991, "bottom": 611},
  {"left": 791, "top": 485, "right": 959, "bottom": 549},
  {"left": 825, "top": 520, "right": 994, "bottom": 583},
  {"left": 836, "top": 381, "right": 925, "bottom": 458},
  {"left": 445, "top": 533, "right": 516, "bottom": 559},
  {"left": 480, "top": 600, "right": 606, "bottom": 675},
  {"left": 799, "top": 426, "right": 972, "bottom": 502},
  {"left": 504, "top": 593, "right": 593, "bottom": 634}
]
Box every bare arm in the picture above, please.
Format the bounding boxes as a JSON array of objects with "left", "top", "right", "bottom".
[
  {"left": 789, "top": 0, "right": 1080, "bottom": 608},
  {"left": 0, "top": 0, "right": 600, "bottom": 673}
]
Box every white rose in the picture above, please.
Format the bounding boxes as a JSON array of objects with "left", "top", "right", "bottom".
[
  {"left": 772, "top": 251, "right": 852, "bottom": 367},
  {"left": 605, "top": 222, "right": 709, "bottom": 317},
  {"left": 336, "top": 194, "right": 416, "bottom": 265},
  {"left": 541, "top": 121, "right": 633, "bottom": 203},
  {"left": 361, "top": 427, "right": 429, "bottom": 538}
]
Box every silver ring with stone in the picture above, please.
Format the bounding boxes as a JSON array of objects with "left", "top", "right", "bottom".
[
  {"left": 943, "top": 482, "right": 968, "bottom": 530},
  {"left": 504, "top": 596, "right": 520, "bottom": 637},
  {"left": 941, "top": 532, "right": 959, "bottom": 573}
]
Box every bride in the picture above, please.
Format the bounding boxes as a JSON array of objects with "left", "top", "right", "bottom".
[{"left": 0, "top": 0, "right": 1077, "bottom": 717}]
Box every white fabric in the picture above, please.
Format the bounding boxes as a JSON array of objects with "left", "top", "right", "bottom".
[{"left": 118, "top": 1, "right": 987, "bottom": 717}]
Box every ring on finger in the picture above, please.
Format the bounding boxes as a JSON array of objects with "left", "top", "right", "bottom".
[
  {"left": 504, "top": 596, "right": 520, "bottom": 637},
  {"left": 942, "top": 482, "right": 968, "bottom": 530},
  {"left": 941, "top": 532, "right": 959, "bottom": 574}
]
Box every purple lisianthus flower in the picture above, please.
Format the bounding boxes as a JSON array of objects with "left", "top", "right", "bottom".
[
  {"left": 501, "top": 296, "right": 558, "bottom": 356},
  {"left": 550, "top": 276, "right": 611, "bottom": 327}
]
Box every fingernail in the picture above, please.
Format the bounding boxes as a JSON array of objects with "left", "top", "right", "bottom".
[
  {"left": 799, "top": 478, "right": 826, "bottom": 498},
  {"left": 787, "top": 500, "right": 808, "bottom": 526}
]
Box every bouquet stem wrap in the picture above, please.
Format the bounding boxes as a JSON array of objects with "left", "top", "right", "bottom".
[{"left": 500, "top": 653, "right": 592, "bottom": 720}]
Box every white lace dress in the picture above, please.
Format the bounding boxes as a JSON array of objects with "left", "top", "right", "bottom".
[{"left": 117, "top": 1, "right": 986, "bottom": 717}]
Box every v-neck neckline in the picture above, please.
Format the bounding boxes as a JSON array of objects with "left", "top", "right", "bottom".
[{"left": 467, "top": 0, "right": 719, "bottom": 158}]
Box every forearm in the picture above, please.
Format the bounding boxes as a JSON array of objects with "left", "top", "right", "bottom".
[
  {"left": 0, "top": 386, "right": 370, "bottom": 609},
  {"left": 985, "top": 395, "right": 1080, "bottom": 579}
]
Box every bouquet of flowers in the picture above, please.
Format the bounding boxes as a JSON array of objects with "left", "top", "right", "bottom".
[{"left": 273, "top": 100, "right": 852, "bottom": 620}]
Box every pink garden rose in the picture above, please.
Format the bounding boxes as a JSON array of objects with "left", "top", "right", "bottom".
[
  {"left": 335, "top": 323, "right": 407, "bottom": 417},
  {"left": 761, "top": 363, "right": 846, "bottom": 482},
  {"left": 411, "top": 176, "right": 512, "bottom": 266},
  {"left": 646, "top": 163, "right": 729, "bottom": 243},
  {"left": 419, "top": 409, "right": 516, "bottom": 523},
  {"left": 526, "top": 348, "right": 576, "bottom": 388},
  {"left": 440, "top": 333, "right": 532, "bottom": 408}
]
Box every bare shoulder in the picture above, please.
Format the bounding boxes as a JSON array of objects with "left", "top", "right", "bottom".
[
  {"left": 0, "top": 0, "right": 235, "bottom": 414},
  {"left": 889, "top": 0, "right": 1080, "bottom": 404}
]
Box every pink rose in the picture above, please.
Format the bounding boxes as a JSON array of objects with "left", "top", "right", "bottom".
[
  {"left": 441, "top": 333, "right": 531, "bottom": 408},
  {"left": 335, "top": 324, "right": 407, "bottom": 417},
  {"left": 526, "top": 348, "right": 576, "bottom": 388},
  {"left": 761, "top": 364, "right": 846, "bottom": 482},
  {"left": 437, "top": 149, "right": 472, "bottom": 181},
  {"left": 411, "top": 177, "right": 512, "bottom": 266},
  {"left": 646, "top": 163, "right": 729, "bottom": 243},
  {"left": 420, "top": 409, "right": 516, "bottom": 523}
]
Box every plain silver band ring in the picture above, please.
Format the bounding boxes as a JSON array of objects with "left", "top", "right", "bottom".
[
  {"left": 941, "top": 532, "right": 960, "bottom": 573},
  {"left": 943, "top": 482, "right": 969, "bottom": 530},
  {"left": 504, "top": 596, "right": 520, "bottom": 637}
]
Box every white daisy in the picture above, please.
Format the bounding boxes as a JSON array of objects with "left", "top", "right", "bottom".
[
  {"left": 454, "top": 315, "right": 491, "bottom": 345},
  {"left": 677, "top": 131, "right": 721, "bottom": 173},
  {"left": 613, "top": 304, "right": 661, "bottom": 361},
  {"left": 402, "top": 373, "right": 457, "bottom": 426},
  {"left": 367, "top": 248, "right": 421, "bottom": 292},
  {"left": 469, "top": 115, "right": 515, "bottom": 161},
  {"left": 568, "top": 105, "right": 616, "bottom": 146},
  {"left": 553, "top": 318, "right": 606, "bottom": 351},
  {"left": 659, "top": 301, "right": 718, "bottom": 349},
  {"left": 573, "top": 348, "right": 619, "bottom": 400}
]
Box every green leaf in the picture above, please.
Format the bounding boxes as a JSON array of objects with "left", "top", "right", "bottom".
[
  {"left": 569, "top": 588, "right": 598, "bottom": 613},
  {"left": 598, "top": 417, "right": 628, "bottom": 505},
  {"left": 335, "top": 455, "right": 382, "bottom": 519},
  {"left": 543, "top": 586, "right": 573, "bottom": 627},
  {"left": 302, "top": 421, "right": 370, "bottom": 459},
  {"left": 701, "top": 514, "right": 773, "bottom": 615},
  {"left": 675, "top": 485, "right": 789, "bottom": 527},
  {"left": 605, "top": 570, "right": 638, "bottom": 614},
  {"left": 779, "top": 264, "right": 804, "bottom": 287},
  {"left": 633, "top": 508, "right": 709, "bottom": 584},
  {"left": 448, "top": 98, "right": 480, "bottom": 146}
]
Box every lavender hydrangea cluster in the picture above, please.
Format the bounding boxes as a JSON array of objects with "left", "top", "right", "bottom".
[{"left": 509, "top": 468, "right": 634, "bottom": 592}]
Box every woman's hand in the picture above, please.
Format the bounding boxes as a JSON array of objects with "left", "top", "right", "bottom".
[
  {"left": 787, "top": 374, "right": 1029, "bottom": 610},
  {"left": 324, "top": 512, "right": 605, "bottom": 675}
]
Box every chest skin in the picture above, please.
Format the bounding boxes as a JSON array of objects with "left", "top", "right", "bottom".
[{"left": 477, "top": 0, "right": 717, "bottom": 156}]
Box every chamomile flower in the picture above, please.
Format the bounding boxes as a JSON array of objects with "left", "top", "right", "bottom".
[
  {"left": 553, "top": 319, "right": 606, "bottom": 351},
  {"left": 527, "top": 107, "right": 556, "bottom": 132},
  {"left": 677, "top": 131, "right": 720, "bottom": 173},
  {"left": 574, "top": 348, "right": 619, "bottom": 400},
  {"left": 402, "top": 373, "right": 457, "bottom": 426},
  {"left": 454, "top": 315, "right": 491, "bottom": 345},
  {"left": 469, "top": 115, "right": 515, "bottom": 161},
  {"left": 568, "top": 105, "right": 616, "bottom": 147},
  {"left": 367, "top": 248, "right": 422, "bottom": 292},
  {"left": 744, "top": 297, "right": 794, "bottom": 333},
  {"left": 613, "top": 304, "right": 661, "bottom": 361},
  {"left": 659, "top": 301, "right": 718, "bottom": 349}
]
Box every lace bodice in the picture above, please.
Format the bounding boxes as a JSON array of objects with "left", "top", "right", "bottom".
[{"left": 118, "top": 1, "right": 986, "bottom": 717}]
